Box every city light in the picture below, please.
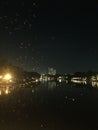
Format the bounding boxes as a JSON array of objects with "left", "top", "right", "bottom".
[
  {"left": 5, "top": 89, "right": 9, "bottom": 95},
  {"left": 0, "top": 90, "right": 1, "bottom": 95},
  {"left": 36, "top": 79, "right": 39, "bottom": 82},
  {"left": 3, "top": 73, "right": 12, "bottom": 81},
  {"left": 0, "top": 76, "right": 2, "bottom": 79}
]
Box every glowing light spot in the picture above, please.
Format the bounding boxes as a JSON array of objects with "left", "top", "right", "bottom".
[
  {"left": 0, "top": 90, "right": 1, "bottom": 95},
  {"left": 0, "top": 76, "right": 2, "bottom": 79},
  {"left": 4, "top": 74, "right": 12, "bottom": 80},
  {"left": 5, "top": 89, "right": 9, "bottom": 95}
]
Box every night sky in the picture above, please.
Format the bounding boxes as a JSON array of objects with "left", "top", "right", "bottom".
[{"left": 0, "top": 0, "right": 97, "bottom": 73}]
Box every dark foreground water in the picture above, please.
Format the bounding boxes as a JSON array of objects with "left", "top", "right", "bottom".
[{"left": 0, "top": 82, "right": 98, "bottom": 130}]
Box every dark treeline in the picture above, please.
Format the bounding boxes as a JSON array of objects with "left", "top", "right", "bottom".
[{"left": 0, "top": 59, "right": 40, "bottom": 80}]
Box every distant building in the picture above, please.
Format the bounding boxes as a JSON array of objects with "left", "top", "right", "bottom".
[{"left": 48, "top": 67, "right": 56, "bottom": 75}]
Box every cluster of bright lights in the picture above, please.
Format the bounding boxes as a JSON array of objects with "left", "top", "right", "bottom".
[
  {"left": 3, "top": 73, "right": 12, "bottom": 81},
  {"left": 0, "top": 73, "right": 12, "bottom": 81}
]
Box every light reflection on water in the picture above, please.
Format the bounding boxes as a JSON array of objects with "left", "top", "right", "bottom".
[
  {"left": 92, "top": 81, "right": 98, "bottom": 87},
  {"left": 71, "top": 79, "right": 98, "bottom": 88},
  {"left": 0, "top": 80, "right": 98, "bottom": 96},
  {"left": 71, "top": 79, "right": 87, "bottom": 84},
  {"left": 0, "top": 81, "right": 98, "bottom": 130},
  {"left": 0, "top": 85, "right": 15, "bottom": 96}
]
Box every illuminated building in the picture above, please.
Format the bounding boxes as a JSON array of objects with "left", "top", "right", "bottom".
[{"left": 48, "top": 68, "right": 56, "bottom": 75}]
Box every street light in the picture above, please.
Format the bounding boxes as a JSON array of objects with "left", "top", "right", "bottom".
[{"left": 3, "top": 73, "right": 12, "bottom": 81}]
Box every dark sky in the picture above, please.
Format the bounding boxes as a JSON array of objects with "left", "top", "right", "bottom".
[{"left": 0, "top": 0, "right": 97, "bottom": 73}]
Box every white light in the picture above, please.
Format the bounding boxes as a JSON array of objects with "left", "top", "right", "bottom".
[
  {"left": 59, "top": 79, "right": 62, "bottom": 83},
  {"left": 36, "top": 79, "right": 39, "bottom": 82}
]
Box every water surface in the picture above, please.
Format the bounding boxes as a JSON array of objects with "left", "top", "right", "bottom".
[{"left": 0, "top": 82, "right": 98, "bottom": 130}]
